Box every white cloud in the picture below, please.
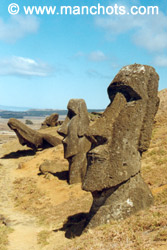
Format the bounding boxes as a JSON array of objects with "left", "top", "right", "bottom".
[
  {"left": 153, "top": 55, "right": 167, "bottom": 67},
  {"left": 73, "top": 50, "right": 108, "bottom": 62},
  {"left": 95, "top": 11, "right": 167, "bottom": 52},
  {"left": 0, "top": 15, "right": 39, "bottom": 42},
  {"left": 0, "top": 56, "right": 53, "bottom": 77},
  {"left": 88, "top": 51, "right": 108, "bottom": 62}
]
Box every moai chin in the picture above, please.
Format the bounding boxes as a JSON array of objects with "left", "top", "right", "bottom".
[
  {"left": 83, "top": 64, "right": 160, "bottom": 228},
  {"left": 58, "top": 99, "right": 91, "bottom": 184}
]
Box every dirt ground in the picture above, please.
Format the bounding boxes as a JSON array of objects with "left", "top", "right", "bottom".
[
  {"left": 0, "top": 118, "right": 92, "bottom": 250},
  {"left": 0, "top": 141, "right": 92, "bottom": 250}
]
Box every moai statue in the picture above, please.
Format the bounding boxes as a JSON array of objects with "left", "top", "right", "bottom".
[
  {"left": 58, "top": 99, "right": 91, "bottom": 184},
  {"left": 82, "top": 64, "right": 160, "bottom": 228},
  {"left": 8, "top": 118, "right": 61, "bottom": 150}
]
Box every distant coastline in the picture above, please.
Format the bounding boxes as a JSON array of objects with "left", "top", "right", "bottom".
[{"left": 0, "top": 108, "right": 104, "bottom": 119}]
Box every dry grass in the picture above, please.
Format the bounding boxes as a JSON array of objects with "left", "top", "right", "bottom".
[
  {"left": 12, "top": 176, "right": 92, "bottom": 227},
  {"left": 37, "top": 230, "right": 51, "bottom": 246},
  {"left": 64, "top": 207, "right": 167, "bottom": 250},
  {"left": 0, "top": 224, "right": 13, "bottom": 250}
]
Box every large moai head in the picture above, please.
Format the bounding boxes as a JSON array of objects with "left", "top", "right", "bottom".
[
  {"left": 58, "top": 99, "right": 91, "bottom": 184},
  {"left": 82, "top": 64, "right": 159, "bottom": 228}
]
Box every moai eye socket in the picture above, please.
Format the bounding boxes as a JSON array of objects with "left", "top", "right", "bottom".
[
  {"left": 108, "top": 83, "right": 142, "bottom": 103},
  {"left": 68, "top": 109, "right": 76, "bottom": 119}
]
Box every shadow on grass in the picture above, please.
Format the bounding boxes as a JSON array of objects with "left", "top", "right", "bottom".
[
  {"left": 1, "top": 149, "right": 36, "bottom": 159},
  {"left": 53, "top": 212, "right": 89, "bottom": 239}
]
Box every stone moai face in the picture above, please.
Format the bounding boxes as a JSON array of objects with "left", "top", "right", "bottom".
[
  {"left": 83, "top": 64, "right": 159, "bottom": 228},
  {"left": 58, "top": 99, "right": 91, "bottom": 184}
]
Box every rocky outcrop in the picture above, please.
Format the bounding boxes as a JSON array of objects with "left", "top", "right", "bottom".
[
  {"left": 8, "top": 118, "right": 61, "bottom": 150},
  {"left": 83, "top": 64, "right": 159, "bottom": 228},
  {"left": 58, "top": 99, "right": 91, "bottom": 184},
  {"left": 41, "top": 113, "right": 59, "bottom": 128}
]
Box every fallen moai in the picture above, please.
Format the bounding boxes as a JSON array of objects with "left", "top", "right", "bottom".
[
  {"left": 82, "top": 64, "right": 160, "bottom": 228},
  {"left": 58, "top": 99, "right": 91, "bottom": 184},
  {"left": 8, "top": 118, "right": 61, "bottom": 150},
  {"left": 41, "top": 113, "right": 59, "bottom": 128}
]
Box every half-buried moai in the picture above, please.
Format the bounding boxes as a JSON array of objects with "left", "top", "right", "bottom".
[
  {"left": 82, "top": 64, "right": 160, "bottom": 228},
  {"left": 58, "top": 99, "right": 91, "bottom": 184}
]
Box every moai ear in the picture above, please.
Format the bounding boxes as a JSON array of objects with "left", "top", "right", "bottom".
[{"left": 77, "top": 101, "right": 89, "bottom": 137}]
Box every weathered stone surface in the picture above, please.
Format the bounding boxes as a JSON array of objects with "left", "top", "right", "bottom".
[
  {"left": 8, "top": 118, "right": 61, "bottom": 150},
  {"left": 41, "top": 113, "right": 59, "bottom": 128},
  {"left": 86, "top": 173, "right": 153, "bottom": 228},
  {"left": 39, "top": 160, "right": 59, "bottom": 174},
  {"left": 58, "top": 99, "right": 91, "bottom": 184},
  {"left": 83, "top": 64, "right": 159, "bottom": 228},
  {"left": 88, "top": 112, "right": 102, "bottom": 122},
  {"left": 39, "top": 159, "right": 67, "bottom": 175}
]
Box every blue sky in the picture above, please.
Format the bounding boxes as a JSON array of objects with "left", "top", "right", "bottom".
[{"left": 0, "top": 0, "right": 166, "bottom": 109}]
